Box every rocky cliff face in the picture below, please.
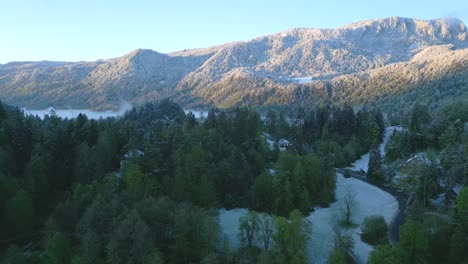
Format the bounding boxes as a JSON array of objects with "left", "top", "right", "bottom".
[{"left": 0, "top": 17, "right": 467, "bottom": 110}]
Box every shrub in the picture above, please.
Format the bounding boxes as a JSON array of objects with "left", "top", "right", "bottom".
[
  {"left": 343, "top": 169, "right": 352, "bottom": 178},
  {"left": 329, "top": 249, "right": 347, "bottom": 264},
  {"left": 361, "top": 215, "right": 388, "bottom": 245}
]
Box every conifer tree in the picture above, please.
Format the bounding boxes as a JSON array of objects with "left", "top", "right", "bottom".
[{"left": 367, "top": 145, "right": 383, "bottom": 182}]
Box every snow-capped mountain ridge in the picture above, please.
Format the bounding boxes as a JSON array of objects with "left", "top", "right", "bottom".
[{"left": 0, "top": 17, "right": 467, "bottom": 110}]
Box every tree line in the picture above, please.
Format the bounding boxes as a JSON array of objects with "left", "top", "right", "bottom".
[{"left": 0, "top": 99, "right": 386, "bottom": 263}]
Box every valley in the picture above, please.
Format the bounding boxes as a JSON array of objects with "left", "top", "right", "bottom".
[
  {"left": 1, "top": 12, "right": 467, "bottom": 264},
  {"left": 219, "top": 126, "right": 402, "bottom": 264}
]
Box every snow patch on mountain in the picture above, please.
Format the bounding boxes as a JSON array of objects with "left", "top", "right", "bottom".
[{"left": 292, "top": 77, "right": 314, "bottom": 84}]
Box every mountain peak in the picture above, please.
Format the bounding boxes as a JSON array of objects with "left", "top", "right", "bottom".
[
  {"left": 339, "top": 16, "right": 466, "bottom": 33},
  {"left": 1, "top": 17, "right": 467, "bottom": 111},
  {"left": 335, "top": 16, "right": 467, "bottom": 47},
  {"left": 125, "top": 48, "right": 163, "bottom": 58}
]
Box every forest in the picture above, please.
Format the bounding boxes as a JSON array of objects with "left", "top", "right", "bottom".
[
  {"left": 0, "top": 99, "right": 466, "bottom": 263},
  {"left": 367, "top": 102, "right": 468, "bottom": 264}
]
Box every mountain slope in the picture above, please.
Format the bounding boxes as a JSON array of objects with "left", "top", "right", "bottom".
[
  {"left": 0, "top": 16, "right": 467, "bottom": 110},
  {"left": 0, "top": 49, "right": 211, "bottom": 109}
]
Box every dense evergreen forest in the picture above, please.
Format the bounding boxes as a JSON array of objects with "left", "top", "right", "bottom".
[
  {"left": 368, "top": 102, "right": 468, "bottom": 264},
  {"left": 0, "top": 99, "right": 466, "bottom": 263}
]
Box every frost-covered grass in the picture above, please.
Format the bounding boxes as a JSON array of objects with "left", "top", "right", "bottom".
[
  {"left": 218, "top": 175, "right": 398, "bottom": 263},
  {"left": 219, "top": 126, "right": 401, "bottom": 263},
  {"left": 349, "top": 153, "right": 370, "bottom": 172},
  {"left": 218, "top": 208, "right": 248, "bottom": 250},
  {"left": 306, "top": 174, "right": 398, "bottom": 263}
]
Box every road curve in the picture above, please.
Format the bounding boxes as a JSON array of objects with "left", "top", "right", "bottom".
[{"left": 336, "top": 168, "right": 408, "bottom": 245}]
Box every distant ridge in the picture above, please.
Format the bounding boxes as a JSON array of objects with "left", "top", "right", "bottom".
[{"left": 0, "top": 17, "right": 467, "bottom": 111}]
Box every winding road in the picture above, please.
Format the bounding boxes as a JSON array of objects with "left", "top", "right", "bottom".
[
  {"left": 336, "top": 125, "right": 410, "bottom": 245},
  {"left": 335, "top": 168, "right": 408, "bottom": 245}
]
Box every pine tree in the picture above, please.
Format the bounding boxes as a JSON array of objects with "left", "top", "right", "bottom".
[
  {"left": 3, "top": 189, "right": 34, "bottom": 239},
  {"left": 0, "top": 100, "right": 6, "bottom": 121},
  {"left": 46, "top": 232, "right": 72, "bottom": 264},
  {"left": 373, "top": 109, "right": 385, "bottom": 141},
  {"left": 251, "top": 172, "right": 273, "bottom": 211},
  {"left": 398, "top": 219, "right": 429, "bottom": 263},
  {"left": 369, "top": 245, "right": 402, "bottom": 264},
  {"left": 107, "top": 210, "right": 153, "bottom": 264},
  {"left": 367, "top": 145, "right": 383, "bottom": 182},
  {"left": 204, "top": 108, "right": 218, "bottom": 129},
  {"left": 450, "top": 187, "right": 468, "bottom": 262}
]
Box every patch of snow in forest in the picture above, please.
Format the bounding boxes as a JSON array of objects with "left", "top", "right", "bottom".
[
  {"left": 292, "top": 77, "right": 314, "bottom": 84},
  {"left": 306, "top": 174, "right": 398, "bottom": 263},
  {"left": 348, "top": 126, "right": 403, "bottom": 172},
  {"left": 218, "top": 208, "right": 248, "bottom": 250},
  {"left": 261, "top": 133, "right": 275, "bottom": 150},
  {"left": 380, "top": 126, "right": 403, "bottom": 155},
  {"left": 266, "top": 139, "right": 275, "bottom": 151},
  {"left": 184, "top": 109, "right": 206, "bottom": 118},
  {"left": 349, "top": 153, "right": 370, "bottom": 172},
  {"left": 430, "top": 193, "right": 446, "bottom": 207},
  {"left": 454, "top": 184, "right": 465, "bottom": 195}
]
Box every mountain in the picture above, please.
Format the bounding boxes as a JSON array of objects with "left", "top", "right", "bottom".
[{"left": 0, "top": 16, "right": 467, "bottom": 111}]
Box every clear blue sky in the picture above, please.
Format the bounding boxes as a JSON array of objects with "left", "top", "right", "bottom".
[{"left": 1, "top": 0, "right": 467, "bottom": 63}]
